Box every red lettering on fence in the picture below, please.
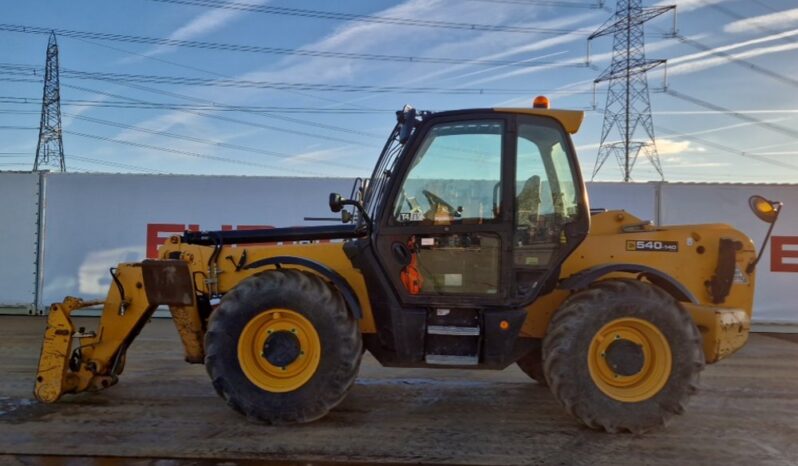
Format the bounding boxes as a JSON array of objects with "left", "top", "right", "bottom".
[
  {"left": 147, "top": 223, "right": 184, "bottom": 258},
  {"left": 771, "top": 236, "right": 798, "bottom": 273}
]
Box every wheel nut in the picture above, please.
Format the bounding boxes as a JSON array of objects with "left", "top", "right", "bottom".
[{"left": 291, "top": 328, "right": 296, "bottom": 333}]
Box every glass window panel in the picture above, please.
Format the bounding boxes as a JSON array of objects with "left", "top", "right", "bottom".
[
  {"left": 392, "top": 120, "right": 503, "bottom": 225},
  {"left": 515, "top": 122, "right": 579, "bottom": 266}
]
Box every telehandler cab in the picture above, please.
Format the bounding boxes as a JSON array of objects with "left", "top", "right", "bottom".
[{"left": 35, "top": 99, "right": 781, "bottom": 433}]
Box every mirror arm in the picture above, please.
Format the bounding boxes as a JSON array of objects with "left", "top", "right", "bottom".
[
  {"left": 350, "top": 202, "right": 373, "bottom": 233},
  {"left": 747, "top": 208, "right": 781, "bottom": 274}
]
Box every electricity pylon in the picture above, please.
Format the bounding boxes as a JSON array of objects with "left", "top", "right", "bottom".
[
  {"left": 34, "top": 31, "right": 65, "bottom": 172},
  {"left": 589, "top": 0, "right": 675, "bottom": 182}
]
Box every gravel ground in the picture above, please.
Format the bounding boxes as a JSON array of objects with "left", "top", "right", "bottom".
[{"left": 1, "top": 316, "right": 796, "bottom": 465}]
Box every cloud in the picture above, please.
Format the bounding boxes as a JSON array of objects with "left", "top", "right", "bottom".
[
  {"left": 460, "top": 37, "right": 675, "bottom": 89},
  {"left": 669, "top": 28, "right": 798, "bottom": 66},
  {"left": 653, "top": 0, "right": 727, "bottom": 13},
  {"left": 656, "top": 138, "right": 699, "bottom": 155},
  {"left": 283, "top": 146, "right": 351, "bottom": 165},
  {"left": 725, "top": 7, "right": 798, "bottom": 34},
  {"left": 669, "top": 40, "right": 798, "bottom": 76},
  {"left": 131, "top": 0, "right": 269, "bottom": 59}
]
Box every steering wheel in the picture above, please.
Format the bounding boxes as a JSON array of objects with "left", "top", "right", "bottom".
[{"left": 422, "top": 189, "right": 459, "bottom": 217}]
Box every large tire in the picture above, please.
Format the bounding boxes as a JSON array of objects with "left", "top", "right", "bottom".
[
  {"left": 543, "top": 279, "right": 704, "bottom": 433},
  {"left": 205, "top": 269, "right": 362, "bottom": 424},
  {"left": 516, "top": 345, "right": 547, "bottom": 387}
]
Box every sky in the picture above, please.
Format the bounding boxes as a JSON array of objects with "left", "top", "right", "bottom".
[{"left": 1, "top": 0, "right": 798, "bottom": 183}]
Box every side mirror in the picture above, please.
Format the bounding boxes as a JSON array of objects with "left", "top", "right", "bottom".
[
  {"left": 746, "top": 195, "right": 783, "bottom": 274},
  {"left": 748, "top": 195, "right": 781, "bottom": 224},
  {"left": 329, "top": 193, "right": 344, "bottom": 213}
]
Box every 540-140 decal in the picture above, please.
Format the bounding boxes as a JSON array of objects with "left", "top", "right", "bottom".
[{"left": 626, "top": 240, "right": 679, "bottom": 253}]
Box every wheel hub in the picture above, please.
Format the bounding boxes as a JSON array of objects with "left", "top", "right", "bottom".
[
  {"left": 262, "top": 331, "right": 302, "bottom": 367},
  {"left": 587, "top": 317, "right": 672, "bottom": 403},
  {"left": 237, "top": 309, "right": 321, "bottom": 393},
  {"left": 604, "top": 339, "right": 645, "bottom": 376}
]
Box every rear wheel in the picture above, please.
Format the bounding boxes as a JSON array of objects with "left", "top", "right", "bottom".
[
  {"left": 543, "top": 279, "right": 704, "bottom": 433},
  {"left": 205, "top": 269, "right": 362, "bottom": 424}
]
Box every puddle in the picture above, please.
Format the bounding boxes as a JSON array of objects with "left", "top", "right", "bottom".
[{"left": 0, "top": 397, "right": 58, "bottom": 424}]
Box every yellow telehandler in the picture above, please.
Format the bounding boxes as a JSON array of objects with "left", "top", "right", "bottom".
[{"left": 34, "top": 100, "right": 781, "bottom": 433}]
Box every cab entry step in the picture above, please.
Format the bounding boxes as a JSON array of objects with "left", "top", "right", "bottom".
[
  {"left": 425, "top": 354, "right": 479, "bottom": 365},
  {"left": 427, "top": 325, "right": 480, "bottom": 336}
]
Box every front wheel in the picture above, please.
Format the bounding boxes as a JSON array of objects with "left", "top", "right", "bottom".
[
  {"left": 205, "top": 269, "right": 362, "bottom": 424},
  {"left": 543, "top": 279, "right": 704, "bottom": 433}
]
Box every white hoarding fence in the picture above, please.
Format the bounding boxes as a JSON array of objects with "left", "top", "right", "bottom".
[
  {"left": 0, "top": 173, "right": 794, "bottom": 324},
  {"left": 39, "top": 173, "right": 355, "bottom": 306},
  {"left": 660, "top": 183, "right": 798, "bottom": 324},
  {"left": 0, "top": 172, "right": 41, "bottom": 313},
  {"left": 585, "top": 182, "right": 658, "bottom": 223}
]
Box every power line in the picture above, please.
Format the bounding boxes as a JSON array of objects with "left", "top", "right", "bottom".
[
  {"left": 666, "top": 88, "right": 798, "bottom": 141},
  {"left": 61, "top": 111, "right": 365, "bottom": 170},
  {"left": 700, "top": 0, "right": 792, "bottom": 45},
  {"left": 466, "top": 0, "right": 604, "bottom": 8},
  {"left": 146, "top": 0, "right": 595, "bottom": 35},
  {"left": 59, "top": 37, "right": 391, "bottom": 138},
  {"left": 61, "top": 83, "right": 382, "bottom": 146},
  {"left": 0, "top": 125, "right": 38, "bottom": 130},
  {"left": 66, "top": 35, "right": 386, "bottom": 112},
  {"left": 657, "top": 124, "right": 798, "bottom": 172},
  {"left": 65, "top": 130, "right": 330, "bottom": 176},
  {"left": 673, "top": 33, "right": 798, "bottom": 90},
  {"left": 0, "top": 64, "right": 594, "bottom": 95},
  {"left": 66, "top": 154, "right": 168, "bottom": 174},
  {"left": 0, "top": 23, "right": 588, "bottom": 68},
  {"left": 0, "top": 97, "right": 390, "bottom": 113}
]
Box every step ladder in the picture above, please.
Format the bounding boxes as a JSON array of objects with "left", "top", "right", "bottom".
[{"left": 424, "top": 311, "right": 481, "bottom": 365}]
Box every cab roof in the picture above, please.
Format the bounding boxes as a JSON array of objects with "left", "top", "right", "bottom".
[
  {"left": 422, "top": 107, "right": 585, "bottom": 134},
  {"left": 494, "top": 108, "right": 584, "bottom": 134}
]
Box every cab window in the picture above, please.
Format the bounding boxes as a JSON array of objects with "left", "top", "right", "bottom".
[
  {"left": 515, "top": 122, "right": 579, "bottom": 266},
  {"left": 391, "top": 120, "right": 503, "bottom": 225}
]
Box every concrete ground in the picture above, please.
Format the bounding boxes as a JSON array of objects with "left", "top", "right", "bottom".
[{"left": 0, "top": 316, "right": 796, "bottom": 466}]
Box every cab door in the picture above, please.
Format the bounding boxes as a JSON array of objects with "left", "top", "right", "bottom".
[
  {"left": 511, "top": 115, "right": 588, "bottom": 301},
  {"left": 375, "top": 114, "right": 511, "bottom": 306},
  {"left": 374, "top": 112, "right": 588, "bottom": 307}
]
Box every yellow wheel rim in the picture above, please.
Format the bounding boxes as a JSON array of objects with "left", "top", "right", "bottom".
[
  {"left": 237, "top": 309, "right": 321, "bottom": 393},
  {"left": 587, "top": 317, "right": 672, "bottom": 403}
]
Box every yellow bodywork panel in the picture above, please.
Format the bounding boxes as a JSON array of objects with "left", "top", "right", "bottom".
[
  {"left": 158, "top": 240, "right": 377, "bottom": 334},
  {"left": 520, "top": 211, "right": 756, "bottom": 364},
  {"left": 683, "top": 303, "right": 751, "bottom": 363},
  {"left": 493, "top": 108, "right": 585, "bottom": 134}
]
